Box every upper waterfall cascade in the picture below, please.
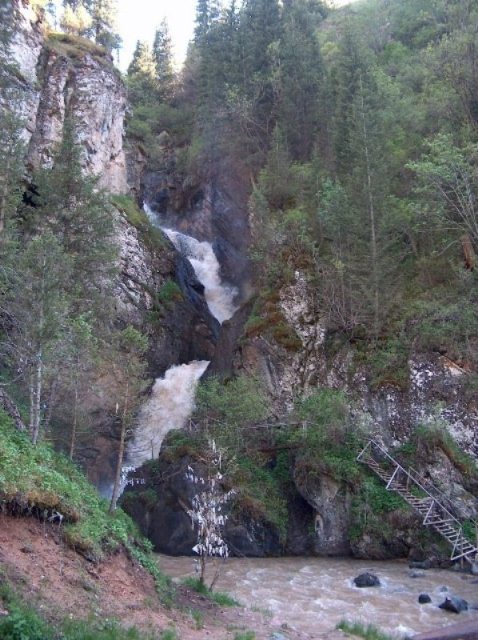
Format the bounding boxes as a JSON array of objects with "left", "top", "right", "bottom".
[{"left": 144, "top": 204, "right": 238, "bottom": 323}]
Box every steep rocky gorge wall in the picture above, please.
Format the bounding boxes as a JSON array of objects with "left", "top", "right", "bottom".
[
  {"left": 5, "top": 0, "right": 127, "bottom": 193},
  {"left": 3, "top": 1, "right": 223, "bottom": 493},
  {"left": 236, "top": 273, "right": 478, "bottom": 459}
]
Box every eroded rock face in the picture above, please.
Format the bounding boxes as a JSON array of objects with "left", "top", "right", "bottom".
[
  {"left": 114, "top": 215, "right": 219, "bottom": 370},
  {"left": 234, "top": 272, "right": 478, "bottom": 558},
  {"left": 5, "top": 0, "right": 128, "bottom": 193}
]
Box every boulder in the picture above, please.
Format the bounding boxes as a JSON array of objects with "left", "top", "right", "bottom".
[
  {"left": 439, "top": 596, "right": 468, "bottom": 613},
  {"left": 418, "top": 593, "right": 432, "bottom": 604},
  {"left": 353, "top": 572, "right": 381, "bottom": 588}
]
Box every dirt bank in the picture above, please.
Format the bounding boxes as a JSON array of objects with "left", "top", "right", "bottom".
[{"left": 0, "top": 514, "right": 347, "bottom": 639}]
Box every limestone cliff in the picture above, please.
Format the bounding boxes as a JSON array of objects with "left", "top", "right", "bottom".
[{"left": 5, "top": 0, "right": 127, "bottom": 193}]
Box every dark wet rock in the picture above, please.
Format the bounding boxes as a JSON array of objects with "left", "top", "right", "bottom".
[
  {"left": 353, "top": 572, "right": 381, "bottom": 588},
  {"left": 419, "top": 593, "right": 432, "bottom": 604},
  {"left": 439, "top": 596, "right": 468, "bottom": 613},
  {"left": 439, "top": 585, "right": 449, "bottom": 592},
  {"left": 120, "top": 450, "right": 285, "bottom": 557}
]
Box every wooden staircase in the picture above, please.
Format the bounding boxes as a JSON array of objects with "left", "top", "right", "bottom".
[{"left": 357, "top": 439, "right": 478, "bottom": 566}]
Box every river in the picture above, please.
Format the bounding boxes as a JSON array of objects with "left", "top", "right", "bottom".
[{"left": 157, "top": 555, "right": 478, "bottom": 638}]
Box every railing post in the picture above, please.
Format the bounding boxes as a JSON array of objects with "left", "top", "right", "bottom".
[
  {"left": 423, "top": 499, "right": 435, "bottom": 525},
  {"left": 386, "top": 465, "right": 400, "bottom": 490}
]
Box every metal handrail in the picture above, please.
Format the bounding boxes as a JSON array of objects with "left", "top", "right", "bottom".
[{"left": 357, "top": 439, "right": 469, "bottom": 531}]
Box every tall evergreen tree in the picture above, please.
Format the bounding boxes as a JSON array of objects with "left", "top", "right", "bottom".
[
  {"left": 153, "top": 19, "right": 174, "bottom": 102},
  {"left": 28, "top": 118, "right": 117, "bottom": 315},
  {"left": 91, "top": 0, "right": 121, "bottom": 51},
  {"left": 278, "top": 0, "right": 324, "bottom": 160},
  {"left": 127, "top": 40, "right": 158, "bottom": 106}
]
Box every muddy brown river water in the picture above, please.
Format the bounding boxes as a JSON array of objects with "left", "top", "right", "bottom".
[{"left": 158, "top": 555, "right": 478, "bottom": 638}]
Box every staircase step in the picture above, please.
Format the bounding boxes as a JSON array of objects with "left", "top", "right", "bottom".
[{"left": 359, "top": 443, "right": 477, "bottom": 565}]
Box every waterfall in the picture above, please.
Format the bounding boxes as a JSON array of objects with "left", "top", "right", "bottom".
[
  {"left": 124, "top": 204, "right": 237, "bottom": 479},
  {"left": 144, "top": 204, "right": 238, "bottom": 323},
  {"left": 126, "top": 360, "right": 209, "bottom": 470}
]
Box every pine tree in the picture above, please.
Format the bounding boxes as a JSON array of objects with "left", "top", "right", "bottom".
[
  {"left": 153, "top": 19, "right": 174, "bottom": 102},
  {"left": 127, "top": 40, "right": 158, "bottom": 106},
  {"left": 60, "top": 3, "right": 92, "bottom": 36},
  {"left": 0, "top": 0, "right": 25, "bottom": 236},
  {"left": 278, "top": 0, "right": 324, "bottom": 160},
  {"left": 194, "top": 0, "right": 220, "bottom": 44},
  {"left": 28, "top": 118, "right": 117, "bottom": 316},
  {"left": 91, "top": 0, "right": 121, "bottom": 52}
]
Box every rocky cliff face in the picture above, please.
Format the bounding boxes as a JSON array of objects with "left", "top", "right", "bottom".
[
  {"left": 6, "top": 0, "right": 128, "bottom": 193},
  {"left": 236, "top": 272, "right": 478, "bottom": 459}
]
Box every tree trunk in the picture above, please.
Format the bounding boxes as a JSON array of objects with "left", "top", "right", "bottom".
[
  {"left": 0, "top": 155, "right": 11, "bottom": 234},
  {"left": 31, "top": 355, "right": 43, "bottom": 445},
  {"left": 69, "top": 379, "right": 79, "bottom": 460},
  {"left": 109, "top": 382, "right": 129, "bottom": 513},
  {"left": 0, "top": 387, "right": 27, "bottom": 432},
  {"left": 359, "top": 74, "right": 380, "bottom": 339}
]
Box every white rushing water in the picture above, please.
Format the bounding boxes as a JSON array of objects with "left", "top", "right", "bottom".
[
  {"left": 144, "top": 203, "right": 238, "bottom": 324},
  {"left": 163, "top": 227, "right": 238, "bottom": 323},
  {"left": 124, "top": 206, "right": 237, "bottom": 476},
  {"left": 126, "top": 360, "right": 209, "bottom": 470},
  {"left": 157, "top": 555, "right": 478, "bottom": 638}
]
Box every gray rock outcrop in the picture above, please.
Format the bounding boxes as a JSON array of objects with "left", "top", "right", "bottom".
[{"left": 4, "top": 0, "right": 128, "bottom": 193}]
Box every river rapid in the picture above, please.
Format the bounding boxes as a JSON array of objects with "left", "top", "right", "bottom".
[{"left": 157, "top": 555, "right": 478, "bottom": 638}]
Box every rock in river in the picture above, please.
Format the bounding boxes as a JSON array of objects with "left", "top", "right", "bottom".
[
  {"left": 353, "top": 572, "right": 381, "bottom": 588},
  {"left": 438, "top": 596, "right": 468, "bottom": 613}
]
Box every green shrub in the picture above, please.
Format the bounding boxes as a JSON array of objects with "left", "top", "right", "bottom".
[
  {"left": 0, "top": 598, "right": 53, "bottom": 640},
  {"left": 46, "top": 33, "right": 110, "bottom": 67},
  {"left": 111, "top": 195, "right": 165, "bottom": 252},
  {"left": 158, "top": 279, "right": 183, "bottom": 305}
]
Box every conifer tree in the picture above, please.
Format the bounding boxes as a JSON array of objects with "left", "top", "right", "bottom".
[
  {"left": 127, "top": 40, "right": 158, "bottom": 106},
  {"left": 0, "top": 0, "right": 24, "bottom": 236},
  {"left": 153, "top": 19, "right": 174, "bottom": 102},
  {"left": 29, "top": 118, "right": 117, "bottom": 315},
  {"left": 60, "top": 3, "right": 92, "bottom": 36},
  {"left": 91, "top": 0, "right": 121, "bottom": 52}
]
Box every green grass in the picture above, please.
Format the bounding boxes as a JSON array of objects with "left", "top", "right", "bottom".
[
  {"left": 45, "top": 33, "right": 112, "bottom": 68},
  {"left": 234, "top": 632, "right": 256, "bottom": 640},
  {"left": 0, "top": 411, "right": 140, "bottom": 559},
  {"left": 0, "top": 583, "right": 154, "bottom": 640},
  {"left": 126, "top": 543, "right": 174, "bottom": 606},
  {"left": 182, "top": 577, "right": 239, "bottom": 607},
  {"left": 336, "top": 619, "right": 393, "bottom": 640}
]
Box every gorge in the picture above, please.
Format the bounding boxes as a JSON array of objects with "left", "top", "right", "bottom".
[{"left": 1, "top": 0, "right": 478, "bottom": 638}]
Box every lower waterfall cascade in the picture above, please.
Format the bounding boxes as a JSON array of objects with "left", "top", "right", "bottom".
[{"left": 126, "top": 360, "right": 210, "bottom": 470}]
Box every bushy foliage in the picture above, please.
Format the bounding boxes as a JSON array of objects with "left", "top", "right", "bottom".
[{"left": 0, "top": 410, "right": 138, "bottom": 558}]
